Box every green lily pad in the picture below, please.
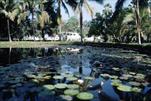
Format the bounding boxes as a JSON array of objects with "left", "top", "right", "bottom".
[
  {"left": 26, "top": 74, "right": 36, "bottom": 79},
  {"left": 60, "top": 95, "right": 73, "bottom": 101},
  {"left": 67, "top": 77, "right": 78, "bottom": 81},
  {"left": 128, "top": 81, "right": 141, "bottom": 87},
  {"left": 67, "top": 84, "right": 79, "bottom": 89},
  {"left": 131, "top": 87, "right": 141, "bottom": 93},
  {"left": 100, "top": 74, "right": 110, "bottom": 78},
  {"left": 119, "top": 76, "right": 128, "bottom": 80},
  {"left": 136, "top": 73, "right": 145, "bottom": 77},
  {"left": 141, "top": 82, "right": 149, "bottom": 86},
  {"left": 64, "top": 89, "right": 79, "bottom": 96},
  {"left": 54, "top": 83, "right": 67, "bottom": 89},
  {"left": 134, "top": 75, "right": 144, "bottom": 82},
  {"left": 31, "top": 79, "right": 40, "bottom": 83},
  {"left": 111, "top": 80, "right": 122, "bottom": 86},
  {"left": 77, "top": 92, "right": 94, "bottom": 100},
  {"left": 129, "top": 72, "right": 136, "bottom": 75},
  {"left": 117, "top": 85, "right": 132, "bottom": 92},
  {"left": 112, "top": 67, "right": 120, "bottom": 71},
  {"left": 84, "top": 76, "right": 94, "bottom": 80},
  {"left": 43, "top": 85, "right": 55, "bottom": 90},
  {"left": 123, "top": 74, "right": 133, "bottom": 78},
  {"left": 110, "top": 75, "right": 118, "bottom": 79},
  {"left": 53, "top": 75, "right": 64, "bottom": 80},
  {"left": 43, "top": 76, "right": 51, "bottom": 80}
]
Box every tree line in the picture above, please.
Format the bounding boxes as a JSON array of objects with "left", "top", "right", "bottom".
[{"left": 0, "top": 0, "right": 151, "bottom": 44}]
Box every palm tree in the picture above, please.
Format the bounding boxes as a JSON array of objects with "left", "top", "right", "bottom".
[
  {"left": 76, "top": 0, "right": 93, "bottom": 43},
  {"left": 0, "top": 0, "right": 19, "bottom": 42},
  {"left": 112, "top": 0, "right": 148, "bottom": 44},
  {"left": 38, "top": 11, "right": 50, "bottom": 40},
  {"left": 22, "top": 0, "right": 40, "bottom": 36},
  {"left": 55, "top": 0, "right": 77, "bottom": 38}
]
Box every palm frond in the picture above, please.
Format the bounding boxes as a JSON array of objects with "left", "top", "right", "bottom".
[
  {"left": 65, "top": 0, "right": 77, "bottom": 10},
  {"left": 111, "top": 0, "right": 127, "bottom": 21},
  {"left": 83, "top": 0, "right": 93, "bottom": 17},
  {"left": 61, "top": 0, "right": 69, "bottom": 16},
  {"left": 89, "top": 0, "right": 104, "bottom": 4},
  {"left": 39, "top": 11, "right": 50, "bottom": 29}
]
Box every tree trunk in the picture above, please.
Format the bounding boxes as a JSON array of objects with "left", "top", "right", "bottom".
[
  {"left": 135, "top": 0, "right": 142, "bottom": 44},
  {"left": 58, "top": 25, "right": 62, "bottom": 41},
  {"left": 31, "top": 8, "right": 35, "bottom": 39},
  {"left": 7, "top": 19, "right": 12, "bottom": 42},
  {"left": 80, "top": 6, "right": 83, "bottom": 44},
  {"left": 57, "top": 0, "right": 62, "bottom": 41},
  {"left": 42, "top": 29, "right": 45, "bottom": 41}
]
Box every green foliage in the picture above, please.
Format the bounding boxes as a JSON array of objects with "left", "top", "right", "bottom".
[{"left": 62, "top": 16, "right": 79, "bottom": 32}]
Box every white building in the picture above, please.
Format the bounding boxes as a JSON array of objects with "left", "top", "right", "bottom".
[{"left": 61, "top": 32, "right": 81, "bottom": 41}]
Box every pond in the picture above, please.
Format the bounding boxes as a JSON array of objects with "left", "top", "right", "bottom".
[{"left": 0, "top": 45, "right": 151, "bottom": 101}]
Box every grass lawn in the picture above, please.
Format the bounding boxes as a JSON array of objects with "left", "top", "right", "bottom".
[{"left": 0, "top": 41, "right": 72, "bottom": 48}]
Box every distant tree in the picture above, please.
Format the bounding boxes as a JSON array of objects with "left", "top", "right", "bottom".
[
  {"left": 88, "top": 4, "right": 112, "bottom": 42},
  {"left": 62, "top": 16, "right": 79, "bottom": 32}
]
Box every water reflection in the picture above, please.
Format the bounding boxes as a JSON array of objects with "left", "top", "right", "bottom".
[{"left": 0, "top": 47, "right": 61, "bottom": 66}]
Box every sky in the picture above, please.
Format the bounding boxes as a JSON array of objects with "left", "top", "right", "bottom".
[{"left": 61, "top": 0, "right": 132, "bottom": 21}]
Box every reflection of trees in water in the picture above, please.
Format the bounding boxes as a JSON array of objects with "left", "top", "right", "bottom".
[
  {"left": 59, "top": 48, "right": 92, "bottom": 70},
  {"left": 0, "top": 48, "right": 21, "bottom": 66},
  {"left": 0, "top": 47, "right": 61, "bottom": 66}
]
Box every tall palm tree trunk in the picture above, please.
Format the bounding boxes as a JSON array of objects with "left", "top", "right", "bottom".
[
  {"left": 58, "top": 0, "right": 62, "bottom": 41},
  {"left": 7, "top": 19, "right": 12, "bottom": 42},
  {"left": 80, "top": 6, "right": 83, "bottom": 44},
  {"left": 31, "top": 9, "right": 35, "bottom": 36},
  {"left": 41, "top": 29, "right": 45, "bottom": 41},
  {"left": 135, "top": 0, "right": 142, "bottom": 44}
]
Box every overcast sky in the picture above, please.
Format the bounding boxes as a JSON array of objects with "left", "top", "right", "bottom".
[{"left": 61, "top": 0, "right": 132, "bottom": 21}]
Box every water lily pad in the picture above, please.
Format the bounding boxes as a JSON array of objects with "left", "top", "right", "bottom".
[
  {"left": 67, "top": 84, "right": 79, "bottom": 89},
  {"left": 131, "top": 87, "right": 141, "bottom": 93},
  {"left": 60, "top": 95, "right": 73, "bottom": 101},
  {"left": 112, "top": 67, "right": 120, "bottom": 71},
  {"left": 100, "top": 74, "right": 110, "bottom": 78},
  {"left": 136, "top": 73, "right": 145, "bottom": 77},
  {"left": 141, "top": 82, "right": 149, "bottom": 86},
  {"left": 117, "top": 85, "right": 132, "bottom": 92},
  {"left": 110, "top": 75, "right": 118, "bottom": 79},
  {"left": 128, "top": 81, "right": 141, "bottom": 87},
  {"left": 129, "top": 72, "right": 136, "bottom": 75},
  {"left": 84, "top": 76, "right": 94, "bottom": 80},
  {"left": 134, "top": 75, "right": 144, "bottom": 82},
  {"left": 54, "top": 83, "right": 67, "bottom": 89},
  {"left": 43, "top": 76, "right": 51, "bottom": 80},
  {"left": 64, "top": 89, "right": 79, "bottom": 96},
  {"left": 111, "top": 80, "right": 122, "bottom": 86},
  {"left": 26, "top": 74, "right": 36, "bottom": 79},
  {"left": 53, "top": 75, "right": 64, "bottom": 80},
  {"left": 77, "top": 92, "right": 94, "bottom": 100},
  {"left": 67, "top": 77, "right": 78, "bottom": 81},
  {"left": 43, "top": 85, "right": 55, "bottom": 90},
  {"left": 123, "top": 74, "right": 133, "bottom": 78},
  {"left": 119, "top": 76, "right": 128, "bottom": 80},
  {"left": 32, "top": 79, "right": 40, "bottom": 83}
]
